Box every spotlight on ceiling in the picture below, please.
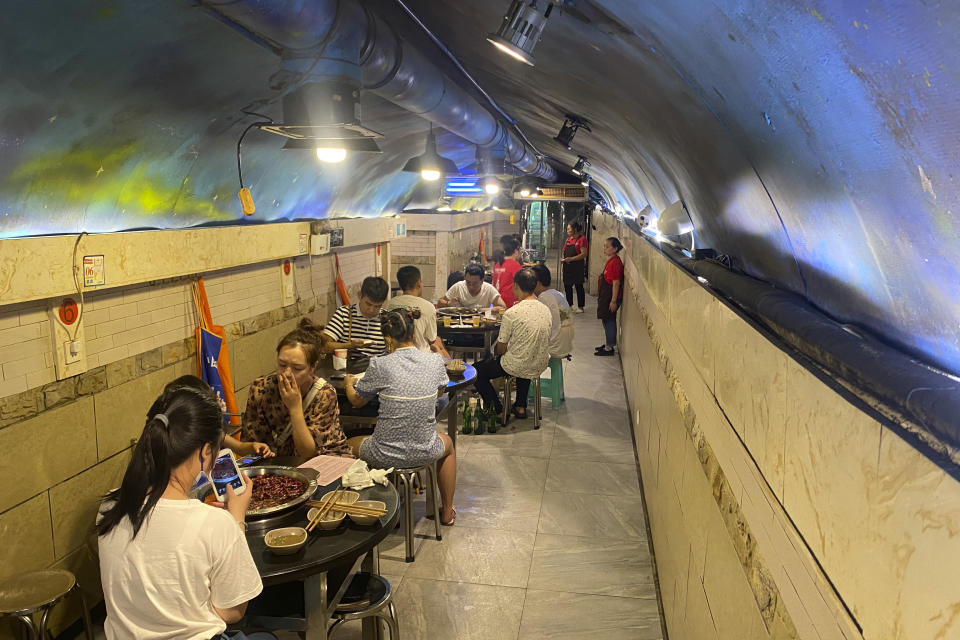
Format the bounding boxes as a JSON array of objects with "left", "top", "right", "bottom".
[
  {"left": 402, "top": 126, "right": 459, "bottom": 181},
  {"left": 259, "top": 81, "right": 383, "bottom": 162},
  {"left": 487, "top": 0, "right": 559, "bottom": 66},
  {"left": 484, "top": 176, "right": 505, "bottom": 195},
  {"left": 580, "top": 173, "right": 591, "bottom": 187},
  {"left": 519, "top": 187, "right": 531, "bottom": 197},
  {"left": 571, "top": 156, "right": 589, "bottom": 175},
  {"left": 554, "top": 114, "right": 591, "bottom": 150}
]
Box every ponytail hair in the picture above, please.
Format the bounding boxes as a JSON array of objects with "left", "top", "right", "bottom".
[
  {"left": 277, "top": 318, "right": 326, "bottom": 367},
  {"left": 97, "top": 384, "right": 223, "bottom": 538},
  {"left": 380, "top": 308, "right": 420, "bottom": 343},
  {"left": 606, "top": 237, "right": 624, "bottom": 253}
]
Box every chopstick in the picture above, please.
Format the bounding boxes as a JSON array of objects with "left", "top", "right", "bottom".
[
  {"left": 305, "top": 500, "right": 387, "bottom": 517},
  {"left": 306, "top": 488, "right": 344, "bottom": 533}
]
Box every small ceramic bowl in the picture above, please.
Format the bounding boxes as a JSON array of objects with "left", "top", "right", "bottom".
[
  {"left": 347, "top": 500, "right": 387, "bottom": 526},
  {"left": 264, "top": 527, "right": 307, "bottom": 555},
  {"left": 307, "top": 490, "right": 360, "bottom": 530}
]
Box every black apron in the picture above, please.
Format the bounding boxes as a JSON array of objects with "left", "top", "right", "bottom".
[
  {"left": 597, "top": 257, "right": 621, "bottom": 320},
  {"left": 562, "top": 237, "right": 585, "bottom": 284}
]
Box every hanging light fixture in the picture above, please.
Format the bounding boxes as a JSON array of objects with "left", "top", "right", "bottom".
[
  {"left": 554, "top": 114, "right": 591, "bottom": 150},
  {"left": 484, "top": 176, "right": 505, "bottom": 195},
  {"left": 487, "top": 0, "right": 558, "bottom": 66},
  {"left": 402, "top": 125, "right": 459, "bottom": 181},
  {"left": 580, "top": 173, "right": 591, "bottom": 187},
  {"left": 259, "top": 81, "right": 383, "bottom": 162},
  {"left": 571, "top": 155, "right": 589, "bottom": 175}
]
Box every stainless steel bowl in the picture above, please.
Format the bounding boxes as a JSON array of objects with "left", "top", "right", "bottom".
[{"left": 192, "top": 465, "right": 318, "bottom": 518}]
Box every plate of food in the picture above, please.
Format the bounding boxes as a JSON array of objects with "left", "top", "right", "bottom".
[
  {"left": 193, "top": 465, "right": 317, "bottom": 517},
  {"left": 437, "top": 307, "right": 481, "bottom": 317}
]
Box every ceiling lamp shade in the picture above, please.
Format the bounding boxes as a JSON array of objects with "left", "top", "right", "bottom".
[
  {"left": 554, "top": 114, "right": 591, "bottom": 150},
  {"left": 261, "top": 81, "right": 383, "bottom": 162},
  {"left": 571, "top": 155, "right": 589, "bottom": 175},
  {"left": 403, "top": 127, "right": 459, "bottom": 181},
  {"left": 487, "top": 0, "right": 555, "bottom": 66}
]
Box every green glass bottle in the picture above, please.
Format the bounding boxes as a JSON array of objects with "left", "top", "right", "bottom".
[
  {"left": 461, "top": 398, "right": 473, "bottom": 435},
  {"left": 473, "top": 400, "right": 485, "bottom": 435},
  {"left": 487, "top": 404, "right": 498, "bottom": 433}
]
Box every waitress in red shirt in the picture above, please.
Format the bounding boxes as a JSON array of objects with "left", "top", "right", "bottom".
[
  {"left": 494, "top": 236, "right": 523, "bottom": 308},
  {"left": 595, "top": 237, "right": 624, "bottom": 356},
  {"left": 560, "top": 221, "right": 588, "bottom": 313}
]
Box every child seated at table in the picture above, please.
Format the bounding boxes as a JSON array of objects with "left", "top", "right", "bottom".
[{"left": 344, "top": 308, "right": 458, "bottom": 526}]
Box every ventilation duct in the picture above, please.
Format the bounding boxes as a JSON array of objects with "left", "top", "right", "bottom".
[{"left": 197, "top": 0, "right": 556, "bottom": 181}]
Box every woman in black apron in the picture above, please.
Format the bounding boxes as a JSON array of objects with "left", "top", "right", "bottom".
[
  {"left": 596, "top": 237, "right": 624, "bottom": 356},
  {"left": 561, "top": 221, "right": 588, "bottom": 312}
]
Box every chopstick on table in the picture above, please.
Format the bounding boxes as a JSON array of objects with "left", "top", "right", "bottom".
[
  {"left": 305, "top": 500, "right": 387, "bottom": 517},
  {"left": 306, "top": 488, "right": 344, "bottom": 533}
]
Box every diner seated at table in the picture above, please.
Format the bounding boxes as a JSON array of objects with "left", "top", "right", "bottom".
[
  {"left": 97, "top": 382, "right": 276, "bottom": 640},
  {"left": 385, "top": 265, "right": 449, "bottom": 358},
  {"left": 323, "top": 276, "right": 389, "bottom": 358},
  {"left": 242, "top": 319, "right": 352, "bottom": 457},
  {"left": 438, "top": 263, "right": 505, "bottom": 309},
  {"left": 446, "top": 270, "right": 465, "bottom": 290},
  {"left": 344, "top": 308, "right": 458, "bottom": 526},
  {"left": 473, "top": 267, "right": 552, "bottom": 421},
  {"left": 531, "top": 264, "right": 575, "bottom": 358}
]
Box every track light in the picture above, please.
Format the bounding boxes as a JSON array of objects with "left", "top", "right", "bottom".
[
  {"left": 554, "top": 114, "right": 591, "bottom": 150},
  {"left": 571, "top": 156, "right": 589, "bottom": 175},
  {"left": 487, "top": 0, "right": 557, "bottom": 66},
  {"left": 484, "top": 176, "right": 504, "bottom": 195},
  {"left": 519, "top": 188, "right": 531, "bottom": 197},
  {"left": 580, "top": 173, "right": 592, "bottom": 187},
  {"left": 402, "top": 126, "right": 459, "bottom": 181}
]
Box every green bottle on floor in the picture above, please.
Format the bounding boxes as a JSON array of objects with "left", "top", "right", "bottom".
[
  {"left": 462, "top": 397, "right": 473, "bottom": 435},
  {"left": 473, "top": 399, "right": 485, "bottom": 435},
  {"left": 487, "top": 405, "right": 498, "bottom": 433}
]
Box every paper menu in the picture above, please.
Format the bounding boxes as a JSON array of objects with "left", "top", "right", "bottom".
[{"left": 298, "top": 455, "right": 358, "bottom": 486}]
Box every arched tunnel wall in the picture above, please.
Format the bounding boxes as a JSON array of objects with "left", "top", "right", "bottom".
[{"left": 590, "top": 212, "right": 960, "bottom": 640}]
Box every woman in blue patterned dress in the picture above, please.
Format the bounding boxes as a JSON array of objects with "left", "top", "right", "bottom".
[{"left": 344, "top": 308, "right": 458, "bottom": 525}]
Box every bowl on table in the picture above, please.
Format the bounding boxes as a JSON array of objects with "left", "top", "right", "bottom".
[
  {"left": 347, "top": 500, "right": 387, "bottom": 526},
  {"left": 306, "top": 490, "right": 360, "bottom": 530},
  {"left": 264, "top": 527, "right": 307, "bottom": 555},
  {"left": 445, "top": 359, "right": 466, "bottom": 378}
]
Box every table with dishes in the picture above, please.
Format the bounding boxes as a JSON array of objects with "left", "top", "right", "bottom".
[
  {"left": 216, "top": 456, "right": 401, "bottom": 639},
  {"left": 436, "top": 306, "right": 502, "bottom": 355}
]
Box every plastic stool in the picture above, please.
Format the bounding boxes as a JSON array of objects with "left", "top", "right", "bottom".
[
  {"left": 528, "top": 357, "right": 566, "bottom": 409},
  {"left": 0, "top": 569, "right": 93, "bottom": 640},
  {"left": 327, "top": 572, "right": 399, "bottom": 639},
  {"left": 501, "top": 376, "right": 542, "bottom": 428},
  {"left": 391, "top": 463, "right": 442, "bottom": 562}
]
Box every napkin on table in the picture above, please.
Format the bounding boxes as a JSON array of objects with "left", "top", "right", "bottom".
[{"left": 341, "top": 459, "right": 394, "bottom": 489}]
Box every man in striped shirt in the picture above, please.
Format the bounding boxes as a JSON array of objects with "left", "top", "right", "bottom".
[{"left": 324, "top": 277, "right": 389, "bottom": 358}]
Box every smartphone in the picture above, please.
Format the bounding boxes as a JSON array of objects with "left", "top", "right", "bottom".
[
  {"left": 208, "top": 448, "right": 246, "bottom": 502},
  {"left": 238, "top": 454, "right": 262, "bottom": 466}
]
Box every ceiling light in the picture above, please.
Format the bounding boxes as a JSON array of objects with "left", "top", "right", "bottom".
[
  {"left": 571, "top": 156, "right": 589, "bottom": 175},
  {"left": 437, "top": 205, "right": 452, "bottom": 212},
  {"left": 580, "top": 173, "right": 591, "bottom": 187},
  {"left": 484, "top": 176, "right": 505, "bottom": 195},
  {"left": 403, "top": 126, "right": 459, "bottom": 181},
  {"left": 519, "top": 188, "right": 531, "bottom": 197},
  {"left": 260, "top": 81, "right": 383, "bottom": 159},
  {"left": 486, "top": 0, "right": 556, "bottom": 66},
  {"left": 554, "top": 114, "right": 591, "bottom": 150}
]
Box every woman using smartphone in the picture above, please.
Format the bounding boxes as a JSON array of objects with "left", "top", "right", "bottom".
[{"left": 97, "top": 382, "right": 275, "bottom": 640}]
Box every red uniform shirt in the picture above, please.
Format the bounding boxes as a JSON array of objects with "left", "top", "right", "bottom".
[
  {"left": 602, "top": 256, "right": 624, "bottom": 300},
  {"left": 495, "top": 258, "right": 523, "bottom": 308},
  {"left": 563, "top": 235, "right": 587, "bottom": 254}
]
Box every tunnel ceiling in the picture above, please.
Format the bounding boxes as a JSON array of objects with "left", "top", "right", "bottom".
[{"left": 1, "top": 1, "right": 958, "bottom": 375}]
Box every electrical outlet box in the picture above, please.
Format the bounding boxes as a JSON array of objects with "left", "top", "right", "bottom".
[
  {"left": 49, "top": 298, "right": 88, "bottom": 379},
  {"left": 64, "top": 340, "right": 83, "bottom": 365},
  {"left": 280, "top": 259, "right": 296, "bottom": 306},
  {"left": 310, "top": 233, "right": 331, "bottom": 255}
]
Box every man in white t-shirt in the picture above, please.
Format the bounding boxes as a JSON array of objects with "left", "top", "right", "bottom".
[
  {"left": 438, "top": 263, "right": 505, "bottom": 309},
  {"left": 385, "top": 265, "right": 450, "bottom": 358},
  {"left": 531, "top": 264, "right": 574, "bottom": 358}
]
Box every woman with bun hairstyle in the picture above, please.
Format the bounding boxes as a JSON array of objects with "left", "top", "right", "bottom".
[
  {"left": 595, "top": 237, "right": 625, "bottom": 356},
  {"left": 97, "top": 383, "right": 275, "bottom": 640},
  {"left": 242, "top": 318, "right": 351, "bottom": 457},
  {"left": 344, "top": 308, "right": 457, "bottom": 526}
]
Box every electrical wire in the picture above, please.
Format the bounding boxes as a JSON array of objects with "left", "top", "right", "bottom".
[
  {"left": 236, "top": 121, "right": 272, "bottom": 188},
  {"left": 68, "top": 232, "right": 89, "bottom": 342}
]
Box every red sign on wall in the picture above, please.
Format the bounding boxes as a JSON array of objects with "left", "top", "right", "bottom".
[{"left": 58, "top": 298, "right": 79, "bottom": 325}]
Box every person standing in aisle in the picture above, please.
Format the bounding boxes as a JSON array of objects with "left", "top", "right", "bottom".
[
  {"left": 595, "top": 237, "right": 624, "bottom": 356},
  {"left": 560, "top": 221, "right": 588, "bottom": 313},
  {"left": 493, "top": 236, "right": 523, "bottom": 308}
]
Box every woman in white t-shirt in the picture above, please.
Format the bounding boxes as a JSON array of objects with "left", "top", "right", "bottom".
[{"left": 97, "top": 382, "right": 274, "bottom": 640}]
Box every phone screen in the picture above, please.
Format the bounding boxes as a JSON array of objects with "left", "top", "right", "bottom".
[
  {"left": 210, "top": 452, "right": 243, "bottom": 498},
  {"left": 238, "top": 455, "right": 262, "bottom": 466}
]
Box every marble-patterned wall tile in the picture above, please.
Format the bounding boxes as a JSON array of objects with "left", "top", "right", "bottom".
[
  {"left": 713, "top": 303, "right": 788, "bottom": 500},
  {"left": 0, "top": 397, "right": 96, "bottom": 512},
  {"left": 94, "top": 360, "right": 192, "bottom": 459},
  {"left": 702, "top": 526, "right": 771, "bottom": 640},
  {"left": 864, "top": 429, "right": 960, "bottom": 640},
  {"left": 230, "top": 324, "right": 284, "bottom": 391},
  {"left": 681, "top": 578, "right": 721, "bottom": 640},
  {"left": 668, "top": 273, "right": 716, "bottom": 393},
  {"left": 50, "top": 450, "right": 131, "bottom": 559},
  {"left": 0, "top": 493, "right": 54, "bottom": 582},
  {"left": 782, "top": 358, "right": 881, "bottom": 632}
]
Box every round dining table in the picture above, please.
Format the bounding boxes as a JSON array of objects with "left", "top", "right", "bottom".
[
  {"left": 241, "top": 456, "right": 400, "bottom": 640},
  {"left": 316, "top": 355, "right": 477, "bottom": 447}
]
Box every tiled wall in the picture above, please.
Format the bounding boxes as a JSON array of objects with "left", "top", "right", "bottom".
[
  {"left": 391, "top": 230, "right": 439, "bottom": 298},
  {"left": 603, "top": 211, "right": 960, "bottom": 640},
  {"left": 0, "top": 242, "right": 378, "bottom": 635}
]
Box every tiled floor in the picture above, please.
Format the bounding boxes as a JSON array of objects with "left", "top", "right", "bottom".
[
  {"left": 331, "top": 297, "right": 664, "bottom": 639},
  {"left": 74, "top": 298, "right": 664, "bottom": 640}
]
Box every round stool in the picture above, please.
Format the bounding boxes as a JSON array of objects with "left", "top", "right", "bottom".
[
  {"left": 0, "top": 569, "right": 93, "bottom": 640},
  {"left": 391, "top": 463, "right": 442, "bottom": 562},
  {"left": 327, "top": 573, "right": 399, "bottom": 639}
]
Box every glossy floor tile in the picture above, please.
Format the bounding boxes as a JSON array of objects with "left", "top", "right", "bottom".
[
  {"left": 395, "top": 578, "right": 526, "bottom": 640},
  {"left": 545, "top": 459, "right": 641, "bottom": 496},
  {"left": 527, "top": 534, "right": 657, "bottom": 598},
  {"left": 404, "top": 526, "right": 537, "bottom": 588},
  {"left": 518, "top": 589, "right": 663, "bottom": 639}
]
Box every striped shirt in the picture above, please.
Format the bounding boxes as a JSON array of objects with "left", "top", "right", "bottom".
[{"left": 323, "top": 304, "right": 386, "bottom": 358}]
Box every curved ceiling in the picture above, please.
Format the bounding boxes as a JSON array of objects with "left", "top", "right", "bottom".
[{"left": 0, "top": 0, "right": 958, "bottom": 374}]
